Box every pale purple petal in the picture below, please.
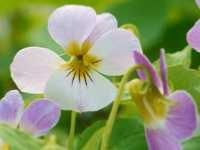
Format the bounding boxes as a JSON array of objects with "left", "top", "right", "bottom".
[
  {"left": 0, "top": 90, "right": 24, "bottom": 127},
  {"left": 19, "top": 100, "right": 61, "bottom": 137},
  {"left": 196, "top": 0, "right": 200, "bottom": 8},
  {"left": 10, "top": 47, "right": 65, "bottom": 94},
  {"left": 160, "top": 49, "right": 169, "bottom": 96},
  {"left": 133, "top": 51, "right": 162, "bottom": 90},
  {"left": 166, "top": 91, "right": 198, "bottom": 141},
  {"left": 146, "top": 128, "right": 181, "bottom": 150},
  {"left": 186, "top": 20, "right": 200, "bottom": 52}
]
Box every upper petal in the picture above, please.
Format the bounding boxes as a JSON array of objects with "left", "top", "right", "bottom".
[
  {"left": 89, "top": 29, "right": 142, "bottom": 76},
  {"left": 186, "top": 20, "right": 200, "bottom": 52},
  {"left": 0, "top": 90, "right": 24, "bottom": 127},
  {"left": 146, "top": 128, "right": 181, "bottom": 150},
  {"left": 160, "top": 49, "right": 169, "bottom": 96},
  {"left": 48, "top": 5, "right": 96, "bottom": 49},
  {"left": 87, "top": 13, "right": 118, "bottom": 44},
  {"left": 166, "top": 91, "right": 198, "bottom": 141},
  {"left": 19, "top": 100, "right": 61, "bottom": 137},
  {"left": 133, "top": 51, "right": 162, "bottom": 91},
  {"left": 44, "top": 70, "right": 117, "bottom": 112},
  {"left": 10, "top": 47, "right": 65, "bottom": 94}
]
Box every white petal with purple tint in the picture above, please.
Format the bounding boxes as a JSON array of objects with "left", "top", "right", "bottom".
[
  {"left": 87, "top": 13, "right": 117, "bottom": 44},
  {"left": 19, "top": 100, "right": 61, "bottom": 137},
  {"left": 0, "top": 90, "right": 24, "bottom": 127},
  {"left": 44, "top": 70, "right": 116, "bottom": 112},
  {"left": 146, "top": 128, "right": 181, "bottom": 150},
  {"left": 90, "top": 29, "right": 142, "bottom": 76},
  {"left": 48, "top": 5, "right": 96, "bottom": 49},
  {"left": 160, "top": 49, "right": 169, "bottom": 96},
  {"left": 10, "top": 47, "right": 65, "bottom": 94},
  {"left": 187, "top": 20, "right": 200, "bottom": 52},
  {"left": 166, "top": 90, "right": 198, "bottom": 141}
]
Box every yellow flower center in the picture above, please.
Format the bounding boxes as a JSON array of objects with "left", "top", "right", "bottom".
[
  {"left": 128, "top": 79, "right": 174, "bottom": 128},
  {"left": 61, "top": 41, "right": 101, "bottom": 85}
]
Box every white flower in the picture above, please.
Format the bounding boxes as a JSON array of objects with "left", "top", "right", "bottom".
[{"left": 10, "top": 5, "right": 142, "bottom": 112}]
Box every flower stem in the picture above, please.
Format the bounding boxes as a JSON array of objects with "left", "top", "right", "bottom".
[
  {"left": 67, "top": 111, "right": 77, "bottom": 150},
  {"left": 100, "top": 65, "right": 142, "bottom": 150}
]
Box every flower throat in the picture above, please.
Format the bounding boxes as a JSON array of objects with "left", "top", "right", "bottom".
[{"left": 61, "top": 41, "right": 101, "bottom": 86}]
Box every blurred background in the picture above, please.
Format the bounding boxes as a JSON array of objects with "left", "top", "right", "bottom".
[{"left": 0, "top": 0, "right": 200, "bottom": 145}]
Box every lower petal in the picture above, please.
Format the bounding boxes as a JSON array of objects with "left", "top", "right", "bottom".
[
  {"left": 146, "top": 128, "right": 181, "bottom": 150},
  {"left": 166, "top": 90, "right": 198, "bottom": 141},
  {"left": 44, "top": 70, "right": 117, "bottom": 112},
  {"left": 19, "top": 100, "right": 61, "bottom": 137},
  {"left": 0, "top": 90, "right": 24, "bottom": 127}
]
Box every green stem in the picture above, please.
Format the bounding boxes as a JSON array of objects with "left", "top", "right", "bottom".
[
  {"left": 100, "top": 65, "right": 142, "bottom": 150},
  {"left": 67, "top": 111, "right": 77, "bottom": 150}
]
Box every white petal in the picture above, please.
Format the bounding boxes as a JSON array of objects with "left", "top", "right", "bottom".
[
  {"left": 10, "top": 47, "right": 65, "bottom": 94},
  {"left": 89, "top": 29, "right": 142, "bottom": 76},
  {"left": 48, "top": 5, "right": 96, "bottom": 49},
  {"left": 87, "top": 13, "right": 118, "bottom": 44},
  {"left": 44, "top": 70, "right": 116, "bottom": 112}
]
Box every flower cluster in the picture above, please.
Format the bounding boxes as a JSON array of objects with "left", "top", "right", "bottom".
[{"left": 0, "top": 3, "right": 199, "bottom": 150}]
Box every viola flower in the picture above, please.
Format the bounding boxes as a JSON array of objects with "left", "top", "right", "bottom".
[
  {"left": 129, "top": 50, "right": 198, "bottom": 150},
  {"left": 186, "top": 0, "right": 200, "bottom": 52},
  {"left": 0, "top": 90, "right": 60, "bottom": 137},
  {"left": 10, "top": 5, "right": 142, "bottom": 112}
]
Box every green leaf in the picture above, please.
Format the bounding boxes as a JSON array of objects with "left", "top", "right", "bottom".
[
  {"left": 76, "top": 118, "right": 147, "bottom": 150},
  {"left": 107, "top": 0, "right": 169, "bottom": 48},
  {"left": 156, "top": 46, "right": 191, "bottom": 68},
  {"left": 0, "top": 125, "right": 43, "bottom": 150},
  {"left": 168, "top": 65, "right": 200, "bottom": 110},
  {"left": 76, "top": 121, "right": 104, "bottom": 150},
  {"left": 183, "top": 135, "right": 200, "bottom": 150},
  {"left": 164, "top": 46, "right": 191, "bottom": 67}
]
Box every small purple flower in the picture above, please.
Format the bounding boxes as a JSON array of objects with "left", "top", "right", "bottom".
[
  {"left": 0, "top": 90, "right": 61, "bottom": 137},
  {"left": 131, "top": 50, "right": 198, "bottom": 150}
]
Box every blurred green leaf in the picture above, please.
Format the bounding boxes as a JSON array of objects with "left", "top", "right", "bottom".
[
  {"left": 118, "top": 100, "right": 139, "bottom": 119},
  {"left": 168, "top": 65, "right": 200, "bottom": 110},
  {"left": 0, "top": 125, "right": 43, "bottom": 150},
  {"left": 77, "top": 118, "right": 147, "bottom": 150},
  {"left": 76, "top": 121, "right": 104, "bottom": 150},
  {"left": 183, "top": 135, "right": 200, "bottom": 150},
  {"left": 107, "top": 0, "right": 169, "bottom": 48}
]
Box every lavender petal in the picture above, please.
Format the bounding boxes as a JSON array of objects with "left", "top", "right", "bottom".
[
  {"left": 146, "top": 128, "right": 181, "bottom": 150},
  {"left": 160, "top": 49, "right": 169, "bottom": 96},
  {"left": 166, "top": 90, "right": 198, "bottom": 140},
  {"left": 0, "top": 90, "right": 24, "bottom": 127},
  {"left": 19, "top": 99, "right": 61, "bottom": 137},
  {"left": 133, "top": 51, "right": 162, "bottom": 91}
]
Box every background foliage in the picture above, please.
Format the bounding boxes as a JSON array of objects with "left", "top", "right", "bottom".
[{"left": 0, "top": 0, "right": 200, "bottom": 149}]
